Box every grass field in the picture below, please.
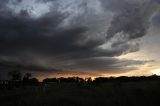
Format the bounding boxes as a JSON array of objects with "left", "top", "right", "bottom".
[{"left": 1, "top": 80, "right": 160, "bottom": 106}]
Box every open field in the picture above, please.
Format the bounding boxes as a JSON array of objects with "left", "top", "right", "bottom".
[{"left": 1, "top": 78, "right": 160, "bottom": 106}]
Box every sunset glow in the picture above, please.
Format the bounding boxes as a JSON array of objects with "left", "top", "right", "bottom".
[{"left": 151, "top": 68, "right": 160, "bottom": 75}]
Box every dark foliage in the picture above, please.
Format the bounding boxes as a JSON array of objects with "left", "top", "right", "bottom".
[
  {"left": 1, "top": 75, "right": 160, "bottom": 106},
  {"left": 8, "top": 70, "right": 22, "bottom": 81}
]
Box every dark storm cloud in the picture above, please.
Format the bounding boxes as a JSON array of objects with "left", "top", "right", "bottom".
[
  {"left": 0, "top": 0, "right": 159, "bottom": 76},
  {"left": 0, "top": 60, "right": 63, "bottom": 73},
  {"left": 101, "top": 0, "right": 159, "bottom": 43},
  {"left": 0, "top": 1, "right": 132, "bottom": 57},
  {"left": 153, "top": 11, "right": 160, "bottom": 28},
  {"left": 152, "top": 0, "right": 160, "bottom": 4},
  {"left": 61, "top": 57, "right": 152, "bottom": 74}
]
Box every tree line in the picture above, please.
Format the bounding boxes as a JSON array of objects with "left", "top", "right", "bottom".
[
  {"left": 7, "top": 70, "right": 39, "bottom": 83},
  {"left": 1, "top": 70, "right": 160, "bottom": 89},
  {"left": 0, "top": 70, "right": 39, "bottom": 89}
]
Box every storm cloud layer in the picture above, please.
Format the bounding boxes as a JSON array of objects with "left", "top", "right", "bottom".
[{"left": 0, "top": 0, "right": 159, "bottom": 77}]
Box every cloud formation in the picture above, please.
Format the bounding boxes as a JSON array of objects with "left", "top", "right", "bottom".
[{"left": 0, "top": 0, "right": 159, "bottom": 77}]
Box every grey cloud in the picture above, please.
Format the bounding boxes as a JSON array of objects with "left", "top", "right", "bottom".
[
  {"left": 101, "top": 0, "right": 159, "bottom": 40},
  {"left": 99, "top": 0, "right": 160, "bottom": 59},
  {"left": 61, "top": 57, "right": 152, "bottom": 74},
  {"left": 0, "top": 60, "right": 63, "bottom": 73},
  {"left": 153, "top": 11, "right": 160, "bottom": 28},
  {"left": 0, "top": 0, "right": 137, "bottom": 58},
  {"left": 0, "top": 0, "right": 158, "bottom": 77}
]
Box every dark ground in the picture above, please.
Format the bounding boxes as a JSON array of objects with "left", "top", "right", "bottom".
[{"left": 1, "top": 78, "right": 160, "bottom": 106}]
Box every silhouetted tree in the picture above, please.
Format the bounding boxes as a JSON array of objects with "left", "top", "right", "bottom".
[
  {"left": 85, "top": 77, "right": 92, "bottom": 83},
  {"left": 8, "top": 70, "right": 22, "bottom": 81},
  {"left": 30, "top": 78, "right": 39, "bottom": 84},
  {"left": 23, "top": 73, "right": 32, "bottom": 81},
  {"left": 43, "top": 78, "right": 59, "bottom": 83}
]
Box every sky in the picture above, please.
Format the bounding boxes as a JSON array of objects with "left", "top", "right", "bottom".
[{"left": 0, "top": 0, "right": 160, "bottom": 80}]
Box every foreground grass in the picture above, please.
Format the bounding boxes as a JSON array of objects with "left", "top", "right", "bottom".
[{"left": 1, "top": 80, "right": 160, "bottom": 106}]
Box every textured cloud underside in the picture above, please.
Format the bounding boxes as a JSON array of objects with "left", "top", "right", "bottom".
[{"left": 0, "top": 0, "right": 159, "bottom": 75}]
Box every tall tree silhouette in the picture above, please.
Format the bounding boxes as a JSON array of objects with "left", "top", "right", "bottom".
[
  {"left": 23, "top": 73, "right": 32, "bottom": 81},
  {"left": 8, "top": 70, "right": 22, "bottom": 81}
]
